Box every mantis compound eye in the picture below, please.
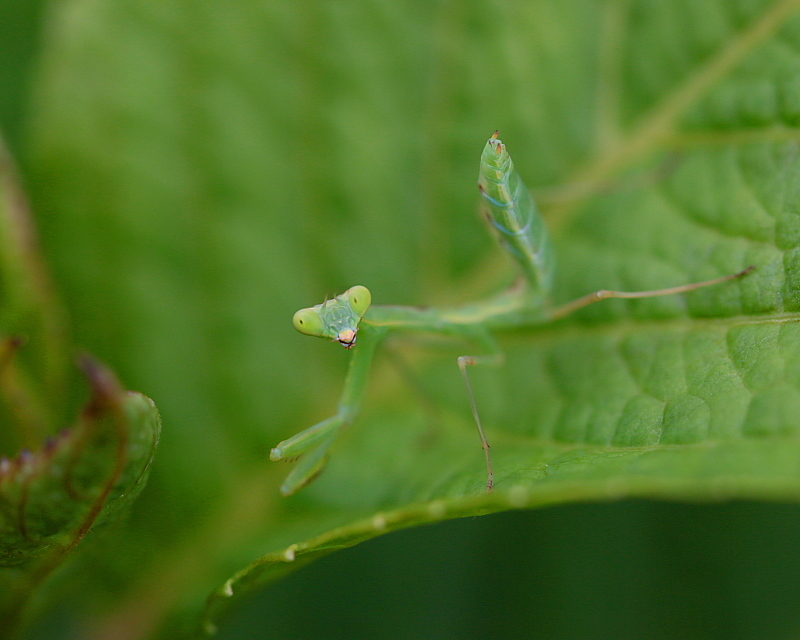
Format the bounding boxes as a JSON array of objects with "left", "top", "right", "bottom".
[
  {"left": 293, "top": 308, "right": 324, "bottom": 337},
  {"left": 347, "top": 285, "right": 372, "bottom": 317}
]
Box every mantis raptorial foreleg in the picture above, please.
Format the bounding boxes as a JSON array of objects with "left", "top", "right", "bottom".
[
  {"left": 271, "top": 323, "right": 387, "bottom": 496},
  {"left": 278, "top": 429, "right": 339, "bottom": 497},
  {"left": 273, "top": 132, "right": 755, "bottom": 496}
]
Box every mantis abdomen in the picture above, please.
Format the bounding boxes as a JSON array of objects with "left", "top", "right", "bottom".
[{"left": 478, "top": 132, "right": 555, "bottom": 298}]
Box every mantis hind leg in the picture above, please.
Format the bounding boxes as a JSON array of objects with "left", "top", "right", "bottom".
[
  {"left": 548, "top": 266, "right": 754, "bottom": 321},
  {"left": 457, "top": 348, "right": 504, "bottom": 492}
]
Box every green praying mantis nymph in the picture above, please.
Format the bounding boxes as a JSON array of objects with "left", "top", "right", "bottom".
[{"left": 271, "top": 132, "right": 754, "bottom": 497}]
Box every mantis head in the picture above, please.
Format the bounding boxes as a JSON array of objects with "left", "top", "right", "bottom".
[{"left": 292, "top": 285, "right": 372, "bottom": 349}]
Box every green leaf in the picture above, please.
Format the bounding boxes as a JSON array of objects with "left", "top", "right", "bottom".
[
  {"left": 18, "top": 0, "right": 800, "bottom": 636},
  {"left": 0, "top": 359, "right": 161, "bottom": 568}
]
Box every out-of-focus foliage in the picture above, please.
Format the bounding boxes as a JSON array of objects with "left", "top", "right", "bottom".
[
  {"left": 0, "top": 102, "right": 160, "bottom": 635},
  {"left": 3, "top": 0, "right": 800, "bottom": 638},
  {"left": 0, "top": 357, "right": 160, "bottom": 568}
]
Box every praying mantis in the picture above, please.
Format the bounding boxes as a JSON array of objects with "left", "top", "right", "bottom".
[{"left": 271, "top": 132, "right": 754, "bottom": 497}]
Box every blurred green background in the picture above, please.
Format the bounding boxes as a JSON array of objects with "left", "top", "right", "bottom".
[{"left": 4, "top": 0, "right": 800, "bottom": 638}]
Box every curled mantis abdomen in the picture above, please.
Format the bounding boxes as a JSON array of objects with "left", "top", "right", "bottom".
[{"left": 479, "top": 132, "right": 555, "bottom": 297}]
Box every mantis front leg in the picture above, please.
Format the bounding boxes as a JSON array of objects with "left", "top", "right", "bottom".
[{"left": 271, "top": 323, "right": 387, "bottom": 496}]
